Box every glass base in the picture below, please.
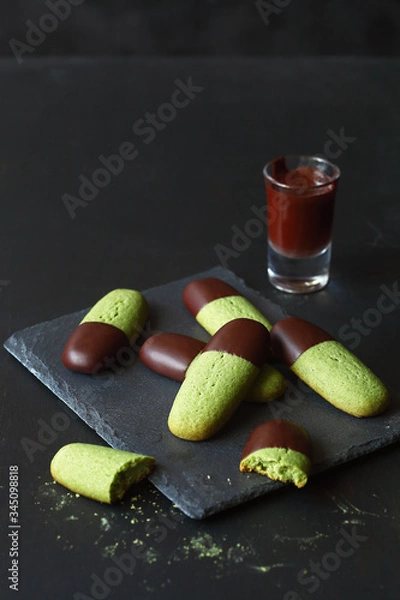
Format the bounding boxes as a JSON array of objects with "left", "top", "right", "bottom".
[{"left": 268, "top": 243, "right": 331, "bottom": 294}]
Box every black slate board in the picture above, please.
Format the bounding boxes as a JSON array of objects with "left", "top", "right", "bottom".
[{"left": 4, "top": 266, "right": 400, "bottom": 519}]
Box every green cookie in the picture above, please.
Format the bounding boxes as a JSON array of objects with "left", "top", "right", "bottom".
[
  {"left": 50, "top": 443, "right": 155, "bottom": 504},
  {"left": 80, "top": 288, "right": 149, "bottom": 342},
  {"left": 248, "top": 364, "right": 287, "bottom": 403},
  {"left": 168, "top": 351, "right": 259, "bottom": 441},
  {"left": 196, "top": 296, "right": 272, "bottom": 335},
  {"left": 292, "top": 340, "right": 389, "bottom": 417},
  {"left": 240, "top": 447, "right": 311, "bottom": 488}
]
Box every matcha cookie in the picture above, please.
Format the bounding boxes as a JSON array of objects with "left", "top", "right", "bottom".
[
  {"left": 249, "top": 363, "right": 287, "bottom": 403},
  {"left": 62, "top": 289, "right": 149, "bottom": 373},
  {"left": 271, "top": 317, "right": 389, "bottom": 417},
  {"left": 140, "top": 331, "right": 286, "bottom": 403},
  {"left": 240, "top": 419, "right": 312, "bottom": 488},
  {"left": 50, "top": 443, "right": 155, "bottom": 504},
  {"left": 182, "top": 277, "right": 272, "bottom": 334},
  {"left": 168, "top": 319, "right": 271, "bottom": 441}
]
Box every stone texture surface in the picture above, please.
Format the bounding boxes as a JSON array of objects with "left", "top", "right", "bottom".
[{"left": 4, "top": 266, "right": 400, "bottom": 518}]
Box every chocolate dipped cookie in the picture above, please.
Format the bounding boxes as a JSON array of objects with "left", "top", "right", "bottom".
[
  {"left": 240, "top": 419, "right": 312, "bottom": 488},
  {"left": 62, "top": 289, "right": 149, "bottom": 373},
  {"left": 168, "top": 318, "right": 271, "bottom": 441},
  {"left": 182, "top": 277, "right": 272, "bottom": 334},
  {"left": 271, "top": 317, "right": 389, "bottom": 417},
  {"left": 139, "top": 331, "right": 286, "bottom": 403}
]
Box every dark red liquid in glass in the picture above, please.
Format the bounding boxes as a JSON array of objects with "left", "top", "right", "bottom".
[{"left": 266, "top": 166, "right": 336, "bottom": 258}]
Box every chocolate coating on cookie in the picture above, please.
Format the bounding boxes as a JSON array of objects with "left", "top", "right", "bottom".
[
  {"left": 270, "top": 317, "right": 334, "bottom": 366},
  {"left": 62, "top": 322, "right": 129, "bottom": 373},
  {"left": 182, "top": 278, "right": 240, "bottom": 317},
  {"left": 139, "top": 333, "right": 206, "bottom": 381},
  {"left": 241, "top": 420, "right": 312, "bottom": 461},
  {"left": 204, "top": 318, "right": 272, "bottom": 368},
  {"left": 168, "top": 318, "right": 272, "bottom": 441}
]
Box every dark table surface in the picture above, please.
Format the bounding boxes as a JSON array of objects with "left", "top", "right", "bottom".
[{"left": 1, "top": 56, "right": 399, "bottom": 600}]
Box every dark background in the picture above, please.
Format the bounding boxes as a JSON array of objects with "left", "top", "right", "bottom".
[
  {"left": 1, "top": 3, "right": 400, "bottom": 600},
  {"left": 1, "top": 0, "right": 400, "bottom": 58}
]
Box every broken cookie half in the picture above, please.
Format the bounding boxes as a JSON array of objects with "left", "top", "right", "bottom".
[
  {"left": 50, "top": 443, "right": 155, "bottom": 503},
  {"left": 240, "top": 420, "right": 312, "bottom": 488}
]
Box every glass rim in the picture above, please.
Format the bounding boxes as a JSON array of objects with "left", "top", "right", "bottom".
[{"left": 263, "top": 154, "right": 341, "bottom": 191}]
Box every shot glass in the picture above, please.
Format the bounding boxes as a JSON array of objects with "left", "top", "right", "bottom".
[{"left": 263, "top": 155, "right": 340, "bottom": 294}]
